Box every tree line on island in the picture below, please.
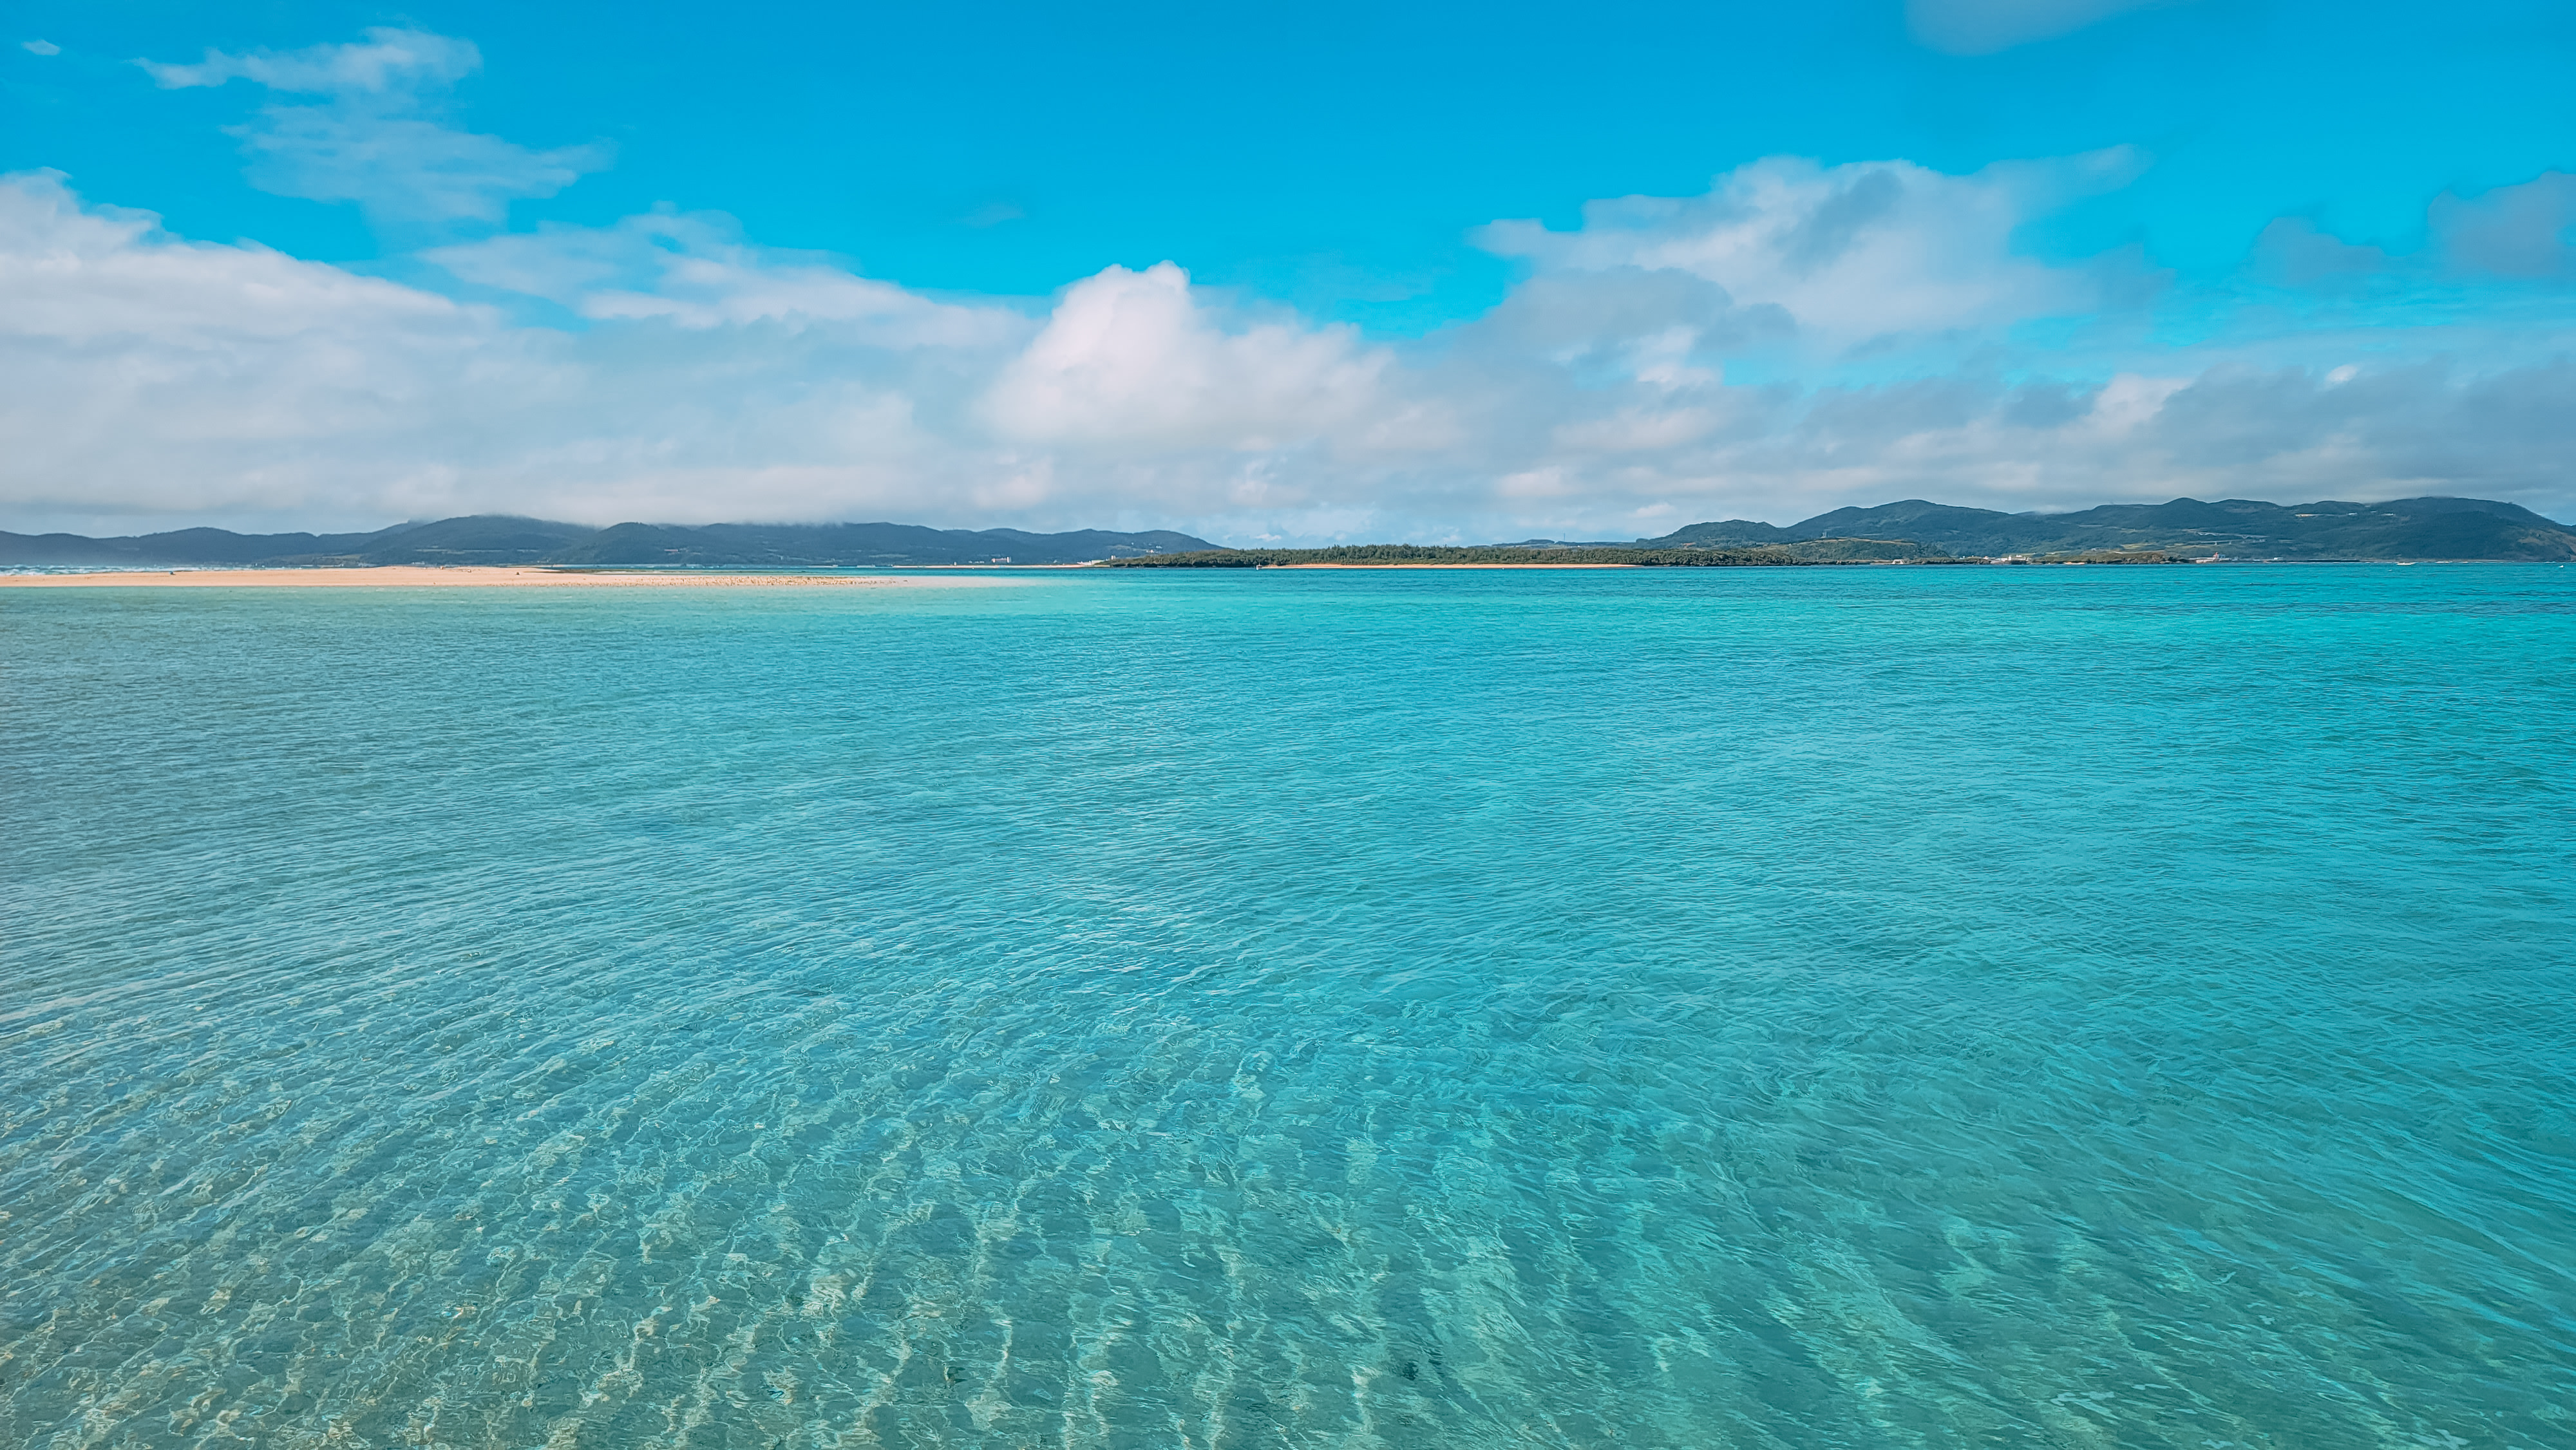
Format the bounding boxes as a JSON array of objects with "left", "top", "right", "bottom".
[
  {"left": 1102, "top": 541, "right": 1982, "bottom": 567},
  {"left": 6, "top": 495, "right": 2570, "bottom": 569}
]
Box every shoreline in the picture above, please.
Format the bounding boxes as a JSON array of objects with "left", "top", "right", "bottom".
[
  {"left": 1268, "top": 561, "right": 1641, "bottom": 569},
  {"left": 5, "top": 560, "right": 2536, "bottom": 587},
  {"left": 0, "top": 566, "right": 1023, "bottom": 589}
]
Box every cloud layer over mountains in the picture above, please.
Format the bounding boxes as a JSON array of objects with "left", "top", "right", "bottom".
[{"left": 5, "top": 26, "right": 2573, "bottom": 540}]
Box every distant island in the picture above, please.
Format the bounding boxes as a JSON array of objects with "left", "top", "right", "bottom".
[
  {"left": 0, "top": 518, "right": 1218, "bottom": 569},
  {"left": 5, "top": 494, "right": 2571, "bottom": 569},
  {"left": 1115, "top": 496, "right": 2576, "bottom": 566},
  {"left": 1104, "top": 541, "right": 1969, "bottom": 567}
]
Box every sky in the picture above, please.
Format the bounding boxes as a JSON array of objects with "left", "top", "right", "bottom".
[{"left": 3, "top": 1, "right": 2573, "bottom": 541}]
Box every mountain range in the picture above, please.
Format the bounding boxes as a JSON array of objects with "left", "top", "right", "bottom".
[
  {"left": 5, "top": 494, "right": 2571, "bottom": 568},
  {"left": 0, "top": 517, "right": 1218, "bottom": 568}
]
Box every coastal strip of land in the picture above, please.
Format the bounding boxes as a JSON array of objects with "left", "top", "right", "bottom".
[
  {"left": 0, "top": 566, "right": 1024, "bottom": 589},
  {"left": 1103, "top": 543, "right": 2191, "bottom": 567},
  {"left": 1103, "top": 544, "right": 1989, "bottom": 568}
]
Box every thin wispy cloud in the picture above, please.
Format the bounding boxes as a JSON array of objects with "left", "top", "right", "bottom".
[
  {"left": 138, "top": 27, "right": 608, "bottom": 236},
  {"left": 138, "top": 27, "right": 481, "bottom": 93},
  {"left": 428, "top": 211, "right": 1018, "bottom": 344},
  {"left": 2250, "top": 173, "right": 2576, "bottom": 287},
  {"left": 1905, "top": 0, "right": 2190, "bottom": 55}
]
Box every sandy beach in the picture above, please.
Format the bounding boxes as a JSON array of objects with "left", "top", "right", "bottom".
[{"left": 0, "top": 566, "right": 1024, "bottom": 589}]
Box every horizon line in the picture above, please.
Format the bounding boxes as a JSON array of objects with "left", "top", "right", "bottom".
[{"left": 10, "top": 490, "right": 2570, "bottom": 541}]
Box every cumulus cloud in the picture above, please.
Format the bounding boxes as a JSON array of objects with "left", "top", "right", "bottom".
[
  {"left": 1906, "top": 0, "right": 2184, "bottom": 55},
  {"left": 0, "top": 169, "right": 543, "bottom": 526},
  {"left": 5, "top": 160, "right": 2573, "bottom": 542},
  {"left": 138, "top": 28, "right": 606, "bottom": 234},
  {"left": 983, "top": 263, "right": 1409, "bottom": 451}
]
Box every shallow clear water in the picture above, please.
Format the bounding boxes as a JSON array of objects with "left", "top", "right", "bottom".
[{"left": 4, "top": 566, "right": 2571, "bottom": 1449}]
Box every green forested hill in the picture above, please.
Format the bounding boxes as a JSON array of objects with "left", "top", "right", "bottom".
[
  {"left": 1640, "top": 496, "right": 2576, "bottom": 560},
  {"left": 7, "top": 495, "right": 2569, "bottom": 568},
  {"left": 0, "top": 517, "right": 1217, "bottom": 567}
]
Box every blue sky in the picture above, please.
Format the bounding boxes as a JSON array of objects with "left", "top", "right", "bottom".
[{"left": 3, "top": 1, "right": 2572, "bottom": 538}]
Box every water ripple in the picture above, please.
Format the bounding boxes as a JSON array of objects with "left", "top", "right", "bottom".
[{"left": 3, "top": 568, "right": 2570, "bottom": 1447}]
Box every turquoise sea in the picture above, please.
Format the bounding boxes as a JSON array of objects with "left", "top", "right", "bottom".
[{"left": 3, "top": 565, "right": 2571, "bottom": 1449}]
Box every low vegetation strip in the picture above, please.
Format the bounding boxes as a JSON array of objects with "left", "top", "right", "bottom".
[{"left": 1101, "top": 545, "right": 1839, "bottom": 567}]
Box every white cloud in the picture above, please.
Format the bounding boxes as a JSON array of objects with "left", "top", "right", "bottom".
[
  {"left": 138, "top": 28, "right": 605, "bottom": 234},
  {"left": 4, "top": 164, "right": 2573, "bottom": 543},
  {"left": 0, "top": 172, "right": 464, "bottom": 344},
  {"left": 1906, "top": 0, "right": 2185, "bottom": 55},
  {"left": 982, "top": 263, "right": 1411, "bottom": 451},
  {"left": 0, "top": 170, "right": 536, "bottom": 525},
  {"left": 1480, "top": 152, "right": 2147, "bottom": 355},
  {"left": 22, "top": 39, "right": 60, "bottom": 57}
]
